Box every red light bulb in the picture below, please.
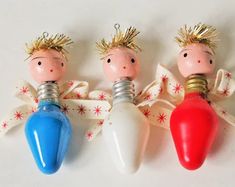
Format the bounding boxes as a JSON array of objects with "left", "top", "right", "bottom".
[{"left": 170, "top": 90, "right": 218, "bottom": 170}]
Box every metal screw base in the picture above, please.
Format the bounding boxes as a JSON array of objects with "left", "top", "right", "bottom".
[
  {"left": 37, "top": 81, "right": 60, "bottom": 105},
  {"left": 112, "top": 78, "right": 135, "bottom": 105}
]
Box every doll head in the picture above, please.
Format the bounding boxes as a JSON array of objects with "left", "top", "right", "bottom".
[
  {"left": 175, "top": 23, "right": 218, "bottom": 78},
  {"left": 96, "top": 25, "right": 141, "bottom": 82},
  {"left": 101, "top": 47, "right": 140, "bottom": 82},
  {"left": 26, "top": 33, "right": 73, "bottom": 83}
]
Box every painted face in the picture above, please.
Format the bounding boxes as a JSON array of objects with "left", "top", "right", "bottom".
[
  {"left": 102, "top": 47, "right": 140, "bottom": 82},
  {"left": 177, "top": 43, "right": 215, "bottom": 78},
  {"left": 29, "top": 49, "right": 67, "bottom": 83}
]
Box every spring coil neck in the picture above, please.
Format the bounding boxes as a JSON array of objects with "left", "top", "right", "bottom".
[
  {"left": 112, "top": 78, "right": 135, "bottom": 105},
  {"left": 185, "top": 74, "right": 208, "bottom": 96},
  {"left": 37, "top": 81, "right": 60, "bottom": 105}
]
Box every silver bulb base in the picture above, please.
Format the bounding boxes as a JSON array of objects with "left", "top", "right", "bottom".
[
  {"left": 112, "top": 78, "right": 135, "bottom": 105},
  {"left": 37, "top": 81, "right": 60, "bottom": 105}
]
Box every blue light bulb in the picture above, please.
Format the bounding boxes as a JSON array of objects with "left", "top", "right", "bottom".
[{"left": 25, "top": 82, "right": 72, "bottom": 174}]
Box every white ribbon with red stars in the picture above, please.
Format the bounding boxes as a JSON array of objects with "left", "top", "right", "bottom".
[
  {"left": 85, "top": 64, "right": 235, "bottom": 141},
  {"left": 0, "top": 80, "right": 111, "bottom": 136}
]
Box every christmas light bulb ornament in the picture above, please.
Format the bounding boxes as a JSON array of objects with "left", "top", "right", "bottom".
[
  {"left": 170, "top": 23, "right": 219, "bottom": 170},
  {"left": 96, "top": 24, "right": 150, "bottom": 174},
  {"left": 25, "top": 33, "right": 73, "bottom": 174}
]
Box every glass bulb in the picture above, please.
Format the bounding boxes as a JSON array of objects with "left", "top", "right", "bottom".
[
  {"left": 170, "top": 92, "right": 218, "bottom": 170},
  {"left": 103, "top": 102, "right": 149, "bottom": 174},
  {"left": 25, "top": 101, "right": 72, "bottom": 174},
  {"left": 103, "top": 79, "right": 149, "bottom": 174}
]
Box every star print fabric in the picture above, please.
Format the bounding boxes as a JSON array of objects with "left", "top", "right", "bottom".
[
  {"left": 86, "top": 64, "right": 235, "bottom": 141},
  {"left": 0, "top": 80, "right": 111, "bottom": 136}
]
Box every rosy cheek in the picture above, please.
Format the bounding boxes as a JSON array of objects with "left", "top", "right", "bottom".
[
  {"left": 29, "top": 62, "right": 42, "bottom": 74},
  {"left": 55, "top": 63, "right": 63, "bottom": 72},
  {"left": 36, "top": 64, "right": 45, "bottom": 73},
  {"left": 133, "top": 62, "right": 140, "bottom": 74},
  {"left": 59, "top": 66, "right": 66, "bottom": 75},
  {"left": 131, "top": 64, "right": 139, "bottom": 79},
  {"left": 104, "top": 63, "right": 114, "bottom": 75},
  {"left": 177, "top": 56, "right": 184, "bottom": 66},
  {"left": 103, "top": 59, "right": 115, "bottom": 71}
]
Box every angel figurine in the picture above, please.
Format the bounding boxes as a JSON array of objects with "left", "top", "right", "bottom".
[
  {"left": 0, "top": 32, "right": 110, "bottom": 174},
  {"left": 94, "top": 24, "right": 150, "bottom": 174},
  {"left": 146, "top": 23, "right": 235, "bottom": 170},
  {"left": 88, "top": 24, "right": 175, "bottom": 174}
]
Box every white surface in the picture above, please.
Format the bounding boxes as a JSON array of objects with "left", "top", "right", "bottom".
[{"left": 0, "top": 0, "right": 235, "bottom": 186}]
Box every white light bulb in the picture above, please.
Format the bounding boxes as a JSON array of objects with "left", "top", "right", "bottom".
[{"left": 102, "top": 79, "right": 150, "bottom": 174}]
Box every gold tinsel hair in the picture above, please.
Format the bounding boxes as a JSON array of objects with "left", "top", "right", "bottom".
[
  {"left": 175, "top": 23, "right": 219, "bottom": 53},
  {"left": 96, "top": 24, "right": 141, "bottom": 55},
  {"left": 26, "top": 32, "right": 73, "bottom": 58}
]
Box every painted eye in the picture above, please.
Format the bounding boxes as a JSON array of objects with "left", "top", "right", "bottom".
[
  {"left": 131, "top": 58, "right": 135, "bottom": 63},
  {"left": 38, "top": 61, "right": 42, "bottom": 65},
  {"left": 210, "top": 60, "right": 213, "bottom": 64},
  {"left": 107, "top": 58, "right": 111, "bottom": 63},
  {"left": 61, "top": 63, "right": 64, "bottom": 67},
  {"left": 183, "top": 53, "right": 187, "bottom": 57}
]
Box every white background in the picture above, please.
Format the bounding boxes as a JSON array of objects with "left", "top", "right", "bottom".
[{"left": 0, "top": 0, "right": 235, "bottom": 186}]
